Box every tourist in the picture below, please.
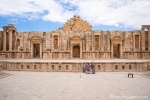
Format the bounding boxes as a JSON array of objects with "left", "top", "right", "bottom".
[
  {"left": 86, "top": 63, "right": 91, "bottom": 74},
  {"left": 91, "top": 62, "right": 95, "bottom": 74},
  {"left": 83, "top": 63, "right": 87, "bottom": 73}
]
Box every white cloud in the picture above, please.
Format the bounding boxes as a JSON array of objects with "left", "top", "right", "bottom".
[
  {"left": 0, "top": 28, "right": 3, "bottom": 31},
  {"left": 0, "top": 0, "right": 150, "bottom": 29}
]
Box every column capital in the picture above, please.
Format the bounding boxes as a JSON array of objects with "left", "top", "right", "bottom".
[{"left": 141, "top": 28, "right": 145, "bottom": 31}]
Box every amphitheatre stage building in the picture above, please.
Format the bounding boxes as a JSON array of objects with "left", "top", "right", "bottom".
[{"left": 0, "top": 15, "right": 150, "bottom": 72}]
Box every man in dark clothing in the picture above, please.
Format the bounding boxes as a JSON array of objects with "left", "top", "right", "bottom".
[
  {"left": 91, "top": 62, "right": 95, "bottom": 74},
  {"left": 86, "top": 63, "right": 91, "bottom": 74}
]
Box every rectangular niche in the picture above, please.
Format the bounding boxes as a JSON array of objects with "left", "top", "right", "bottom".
[{"left": 95, "top": 35, "right": 99, "bottom": 50}]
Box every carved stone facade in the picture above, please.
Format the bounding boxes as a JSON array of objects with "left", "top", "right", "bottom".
[{"left": 0, "top": 16, "right": 150, "bottom": 60}]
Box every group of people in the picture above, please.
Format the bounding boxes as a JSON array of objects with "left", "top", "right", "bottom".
[{"left": 83, "top": 62, "right": 95, "bottom": 74}]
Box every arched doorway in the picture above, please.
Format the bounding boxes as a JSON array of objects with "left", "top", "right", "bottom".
[{"left": 73, "top": 45, "right": 80, "bottom": 58}]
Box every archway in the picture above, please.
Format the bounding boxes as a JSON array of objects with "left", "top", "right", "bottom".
[{"left": 73, "top": 45, "right": 80, "bottom": 58}]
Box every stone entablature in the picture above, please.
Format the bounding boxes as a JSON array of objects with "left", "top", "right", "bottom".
[{"left": 0, "top": 15, "right": 150, "bottom": 59}]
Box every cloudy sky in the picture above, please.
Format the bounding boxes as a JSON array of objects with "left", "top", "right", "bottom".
[{"left": 0, "top": 0, "right": 150, "bottom": 32}]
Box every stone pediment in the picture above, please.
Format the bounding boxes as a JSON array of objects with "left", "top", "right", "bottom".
[
  {"left": 30, "top": 35, "right": 43, "bottom": 42},
  {"left": 70, "top": 36, "right": 83, "bottom": 43},
  {"left": 112, "top": 36, "right": 122, "bottom": 44},
  {"left": 63, "top": 15, "right": 92, "bottom": 32}
]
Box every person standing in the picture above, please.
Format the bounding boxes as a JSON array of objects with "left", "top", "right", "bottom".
[
  {"left": 86, "top": 63, "right": 91, "bottom": 74},
  {"left": 91, "top": 62, "right": 95, "bottom": 74}
]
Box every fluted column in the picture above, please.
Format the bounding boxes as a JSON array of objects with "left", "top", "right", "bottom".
[
  {"left": 3, "top": 29, "right": 6, "bottom": 51},
  {"left": 148, "top": 28, "right": 150, "bottom": 51},
  {"left": 9, "top": 29, "right": 12, "bottom": 51},
  {"left": 141, "top": 28, "right": 145, "bottom": 51}
]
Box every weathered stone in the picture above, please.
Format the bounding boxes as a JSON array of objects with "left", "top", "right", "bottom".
[{"left": 0, "top": 15, "right": 150, "bottom": 72}]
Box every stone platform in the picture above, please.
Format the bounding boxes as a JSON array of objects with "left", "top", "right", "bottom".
[
  {"left": 0, "top": 59, "right": 150, "bottom": 72},
  {"left": 0, "top": 71, "right": 150, "bottom": 100}
]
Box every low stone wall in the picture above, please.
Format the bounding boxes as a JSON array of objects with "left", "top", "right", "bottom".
[
  {"left": 1, "top": 61, "right": 150, "bottom": 72},
  {"left": 0, "top": 53, "right": 6, "bottom": 60}
]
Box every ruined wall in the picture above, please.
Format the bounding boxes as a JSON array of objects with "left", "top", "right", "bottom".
[{"left": 0, "top": 31, "right": 3, "bottom": 51}]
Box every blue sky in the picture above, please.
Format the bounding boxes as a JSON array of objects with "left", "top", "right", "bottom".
[{"left": 0, "top": 0, "right": 150, "bottom": 32}]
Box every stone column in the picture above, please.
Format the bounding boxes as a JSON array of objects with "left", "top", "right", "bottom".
[
  {"left": 31, "top": 43, "right": 33, "bottom": 58},
  {"left": 101, "top": 32, "right": 104, "bottom": 51},
  {"left": 70, "top": 43, "right": 72, "bottom": 58},
  {"left": 92, "top": 34, "right": 94, "bottom": 51},
  {"left": 86, "top": 34, "right": 88, "bottom": 51},
  {"left": 40, "top": 43, "right": 42, "bottom": 58},
  {"left": 107, "top": 32, "right": 110, "bottom": 51},
  {"left": 148, "top": 28, "right": 150, "bottom": 51},
  {"left": 141, "top": 28, "right": 145, "bottom": 51},
  {"left": 58, "top": 36, "right": 59, "bottom": 49},
  {"left": 67, "top": 40, "right": 69, "bottom": 50},
  {"left": 52, "top": 35, "right": 54, "bottom": 49},
  {"left": 59, "top": 35, "right": 61, "bottom": 50},
  {"left": 82, "top": 39, "right": 84, "bottom": 51},
  {"left": 28, "top": 39, "right": 30, "bottom": 51},
  {"left": 8, "top": 29, "right": 12, "bottom": 51},
  {"left": 111, "top": 44, "right": 113, "bottom": 58},
  {"left": 120, "top": 43, "right": 122, "bottom": 58},
  {"left": 80, "top": 43, "right": 82, "bottom": 58},
  {"left": 133, "top": 34, "right": 135, "bottom": 50},
  {"left": 99, "top": 35, "right": 101, "bottom": 51},
  {"left": 3, "top": 29, "right": 6, "bottom": 51}
]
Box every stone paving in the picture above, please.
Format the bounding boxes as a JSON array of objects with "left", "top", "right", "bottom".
[{"left": 0, "top": 71, "right": 150, "bottom": 100}]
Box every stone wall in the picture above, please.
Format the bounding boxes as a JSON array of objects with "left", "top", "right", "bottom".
[
  {"left": 2, "top": 61, "right": 150, "bottom": 72},
  {"left": 0, "top": 17, "right": 150, "bottom": 60}
]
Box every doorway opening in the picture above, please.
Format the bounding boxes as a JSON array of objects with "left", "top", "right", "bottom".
[
  {"left": 73, "top": 45, "right": 80, "bottom": 58},
  {"left": 33, "top": 44, "right": 40, "bottom": 58},
  {"left": 113, "top": 44, "right": 120, "bottom": 58}
]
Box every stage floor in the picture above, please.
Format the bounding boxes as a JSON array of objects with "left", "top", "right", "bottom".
[{"left": 0, "top": 59, "right": 150, "bottom": 63}]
